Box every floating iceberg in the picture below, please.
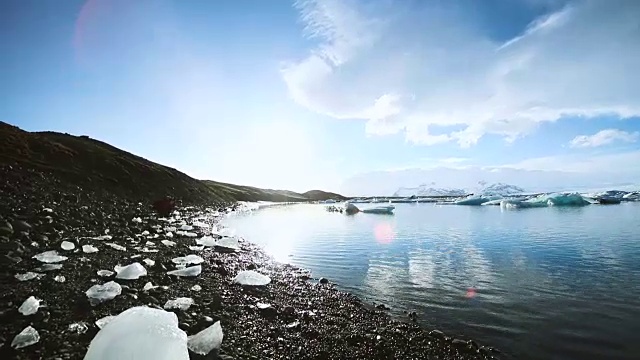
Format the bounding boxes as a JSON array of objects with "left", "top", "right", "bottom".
[
  {"left": 164, "top": 297, "right": 194, "bottom": 311},
  {"left": 18, "top": 296, "right": 41, "bottom": 315},
  {"left": 86, "top": 281, "right": 122, "bottom": 306},
  {"left": 105, "top": 243, "right": 126, "bottom": 251},
  {"left": 83, "top": 245, "right": 99, "bottom": 253},
  {"left": 233, "top": 270, "right": 271, "bottom": 286},
  {"left": 61, "top": 241, "right": 75, "bottom": 251},
  {"left": 115, "top": 263, "right": 147, "bottom": 280},
  {"left": 33, "top": 250, "right": 68, "bottom": 263},
  {"left": 501, "top": 193, "right": 591, "bottom": 209},
  {"left": 172, "top": 255, "right": 204, "bottom": 266},
  {"left": 187, "top": 321, "right": 223, "bottom": 355},
  {"left": 11, "top": 326, "right": 40, "bottom": 349},
  {"left": 84, "top": 307, "right": 188, "bottom": 360},
  {"left": 167, "top": 265, "right": 201, "bottom": 277},
  {"left": 15, "top": 272, "right": 44, "bottom": 281}
]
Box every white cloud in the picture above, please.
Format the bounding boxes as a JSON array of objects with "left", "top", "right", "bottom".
[
  {"left": 569, "top": 129, "right": 639, "bottom": 148},
  {"left": 283, "top": 0, "right": 640, "bottom": 147}
]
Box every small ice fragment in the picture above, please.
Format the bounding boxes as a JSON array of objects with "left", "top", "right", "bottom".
[
  {"left": 130, "top": 254, "right": 141, "bottom": 259},
  {"left": 95, "top": 315, "right": 115, "bottom": 329},
  {"left": 43, "top": 208, "right": 53, "bottom": 213},
  {"left": 15, "top": 272, "right": 44, "bottom": 281},
  {"left": 86, "top": 281, "right": 122, "bottom": 306},
  {"left": 256, "top": 303, "right": 271, "bottom": 310},
  {"left": 11, "top": 326, "right": 39, "bottom": 349},
  {"left": 166, "top": 231, "right": 174, "bottom": 238},
  {"left": 286, "top": 320, "right": 300, "bottom": 328},
  {"left": 143, "top": 258, "right": 155, "bottom": 266},
  {"left": 143, "top": 282, "right": 158, "bottom": 291},
  {"left": 215, "top": 237, "right": 240, "bottom": 251},
  {"left": 68, "top": 322, "right": 89, "bottom": 334},
  {"left": 191, "top": 285, "right": 202, "bottom": 292},
  {"left": 180, "top": 225, "right": 193, "bottom": 231},
  {"left": 233, "top": 270, "right": 271, "bottom": 286},
  {"left": 189, "top": 245, "right": 204, "bottom": 251},
  {"left": 35, "top": 264, "right": 62, "bottom": 272},
  {"left": 33, "top": 250, "right": 68, "bottom": 263},
  {"left": 18, "top": 296, "right": 41, "bottom": 315},
  {"left": 105, "top": 243, "right": 126, "bottom": 251},
  {"left": 141, "top": 247, "right": 159, "bottom": 253},
  {"left": 104, "top": 229, "right": 110, "bottom": 234},
  {"left": 61, "top": 241, "right": 75, "bottom": 251},
  {"left": 84, "top": 307, "right": 188, "bottom": 360},
  {"left": 83, "top": 245, "right": 99, "bottom": 253},
  {"left": 164, "top": 297, "right": 194, "bottom": 311},
  {"left": 54, "top": 275, "right": 66, "bottom": 283},
  {"left": 97, "top": 270, "right": 114, "bottom": 277},
  {"left": 161, "top": 240, "right": 176, "bottom": 247},
  {"left": 167, "top": 265, "right": 201, "bottom": 277},
  {"left": 171, "top": 254, "right": 204, "bottom": 266},
  {"left": 145, "top": 241, "right": 155, "bottom": 247},
  {"left": 141, "top": 230, "right": 150, "bottom": 236},
  {"left": 187, "top": 321, "right": 223, "bottom": 355},
  {"left": 196, "top": 236, "right": 217, "bottom": 247},
  {"left": 115, "top": 263, "right": 147, "bottom": 280},
  {"left": 165, "top": 227, "right": 177, "bottom": 232},
  {"left": 132, "top": 217, "right": 142, "bottom": 223},
  {"left": 93, "top": 235, "right": 112, "bottom": 241}
]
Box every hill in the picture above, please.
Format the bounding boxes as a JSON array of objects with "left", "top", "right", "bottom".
[{"left": 0, "top": 121, "right": 343, "bottom": 204}]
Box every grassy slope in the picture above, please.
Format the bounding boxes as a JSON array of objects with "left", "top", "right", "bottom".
[{"left": 0, "top": 122, "right": 345, "bottom": 203}]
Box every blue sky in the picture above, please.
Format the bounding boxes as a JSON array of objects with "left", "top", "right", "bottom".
[{"left": 1, "top": 0, "right": 639, "bottom": 195}]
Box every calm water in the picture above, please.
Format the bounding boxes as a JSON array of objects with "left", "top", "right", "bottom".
[{"left": 224, "top": 203, "right": 640, "bottom": 359}]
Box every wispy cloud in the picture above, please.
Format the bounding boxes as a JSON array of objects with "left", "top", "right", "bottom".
[
  {"left": 569, "top": 129, "right": 639, "bottom": 148},
  {"left": 283, "top": 0, "right": 640, "bottom": 147}
]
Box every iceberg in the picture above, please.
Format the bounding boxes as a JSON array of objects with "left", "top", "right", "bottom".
[
  {"left": 95, "top": 315, "right": 116, "bottom": 329},
  {"left": 187, "top": 321, "right": 223, "bottom": 355},
  {"left": 83, "top": 307, "right": 189, "bottom": 360},
  {"left": 180, "top": 225, "right": 193, "bottom": 231},
  {"left": 18, "top": 296, "right": 41, "bottom": 315},
  {"left": 143, "top": 282, "right": 158, "bottom": 291},
  {"left": 143, "top": 258, "right": 155, "bottom": 266},
  {"left": 501, "top": 193, "right": 591, "bottom": 209},
  {"left": 11, "top": 326, "right": 40, "bottom": 349},
  {"left": 61, "top": 241, "right": 75, "bottom": 251},
  {"left": 454, "top": 195, "right": 494, "bottom": 206},
  {"left": 233, "top": 270, "right": 271, "bottom": 286},
  {"left": 97, "top": 270, "right": 114, "bottom": 277},
  {"left": 215, "top": 237, "right": 240, "bottom": 251},
  {"left": 33, "top": 250, "right": 68, "bottom": 263},
  {"left": 164, "top": 297, "right": 194, "bottom": 311},
  {"left": 86, "top": 281, "right": 122, "bottom": 306},
  {"left": 167, "top": 265, "right": 201, "bottom": 277},
  {"left": 172, "top": 255, "right": 204, "bottom": 266},
  {"left": 15, "top": 272, "right": 44, "bottom": 281},
  {"left": 189, "top": 245, "right": 204, "bottom": 251},
  {"left": 35, "top": 264, "right": 62, "bottom": 272},
  {"left": 161, "top": 240, "right": 176, "bottom": 247},
  {"left": 196, "top": 236, "right": 217, "bottom": 247},
  {"left": 105, "top": 243, "right": 126, "bottom": 251},
  {"left": 115, "top": 263, "right": 147, "bottom": 280},
  {"left": 83, "top": 245, "right": 99, "bottom": 253}
]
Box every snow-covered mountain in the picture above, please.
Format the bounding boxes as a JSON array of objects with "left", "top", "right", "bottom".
[{"left": 393, "top": 182, "right": 526, "bottom": 197}]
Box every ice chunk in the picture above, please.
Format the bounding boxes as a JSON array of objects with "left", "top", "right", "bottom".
[
  {"left": 143, "top": 282, "right": 159, "bottom": 291},
  {"left": 105, "top": 243, "right": 126, "bottom": 251},
  {"left": 11, "top": 326, "right": 39, "bottom": 349},
  {"left": 97, "top": 270, "right": 114, "bottom": 277},
  {"left": 189, "top": 245, "right": 204, "bottom": 251},
  {"left": 256, "top": 302, "right": 271, "bottom": 310},
  {"left": 84, "top": 307, "right": 188, "bottom": 360},
  {"left": 61, "top": 241, "right": 75, "bottom": 251},
  {"left": 192, "top": 221, "right": 210, "bottom": 228},
  {"left": 95, "top": 315, "right": 115, "bottom": 329},
  {"left": 196, "top": 236, "right": 217, "bottom": 247},
  {"left": 132, "top": 217, "right": 142, "bottom": 223},
  {"left": 165, "top": 226, "right": 177, "bottom": 232},
  {"left": 43, "top": 208, "right": 53, "bottom": 213},
  {"left": 54, "top": 275, "right": 66, "bottom": 283},
  {"left": 35, "top": 264, "right": 62, "bottom": 272},
  {"left": 171, "top": 254, "right": 204, "bottom": 266},
  {"left": 86, "top": 281, "right": 122, "bottom": 306},
  {"left": 18, "top": 296, "right": 41, "bottom": 315},
  {"left": 143, "top": 258, "right": 155, "bottom": 266},
  {"left": 164, "top": 297, "right": 194, "bottom": 311},
  {"left": 115, "top": 263, "right": 147, "bottom": 280},
  {"left": 187, "top": 321, "right": 223, "bottom": 355},
  {"left": 93, "top": 235, "right": 112, "bottom": 241},
  {"left": 15, "top": 272, "right": 44, "bottom": 281},
  {"left": 141, "top": 230, "right": 150, "bottom": 236},
  {"left": 216, "top": 237, "right": 240, "bottom": 251},
  {"left": 166, "top": 231, "right": 174, "bottom": 238},
  {"left": 83, "top": 245, "right": 99, "bottom": 253},
  {"left": 167, "top": 265, "right": 201, "bottom": 277},
  {"left": 161, "top": 240, "right": 176, "bottom": 247},
  {"left": 68, "top": 322, "right": 89, "bottom": 334},
  {"left": 233, "top": 270, "right": 271, "bottom": 286},
  {"left": 145, "top": 241, "right": 155, "bottom": 247},
  {"left": 33, "top": 250, "right": 68, "bottom": 263},
  {"left": 190, "top": 285, "right": 202, "bottom": 292},
  {"left": 180, "top": 225, "right": 193, "bottom": 231},
  {"left": 218, "top": 228, "right": 235, "bottom": 237}
]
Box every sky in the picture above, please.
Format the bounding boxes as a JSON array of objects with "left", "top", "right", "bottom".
[{"left": 1, "top": 0, "right": 639, "bottom": 196}]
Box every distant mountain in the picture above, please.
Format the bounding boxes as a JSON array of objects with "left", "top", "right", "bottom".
[
  {"left": 393, "top": 182, "right": 526, "bottom": 197},
  {"left": 478, "top": 183, "right": 526, "bottom": 196}
]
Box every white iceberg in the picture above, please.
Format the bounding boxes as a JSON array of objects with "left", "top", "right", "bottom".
[
  {"left": 196, "top": 236, "right": 217, "bottom": 247},
  {"left": 33, "top": 250, "right": 68, "bottom": 263},
  {"left": 233, "top": 270, "right": 271, "bottom": 286},
  {"left": 86, "top": 281, "right": 122, "bottom": 306},
  {"left": 171, "top": 255, "right": 204, "bottom": 266},
  {"left": 83, "top": 307, "right": 188, "bottom": 360},
  {"left": 95, "top": 315, "right": 116, "bottom": 329},
  {"left": 83, "top": 245, "right": 99, "bottom": 253},
  {"left": 11, "top": 326, "right": 39, "bottom": 349},
  {"left": 15, "top": 272, "right": 44, "bottom": 281},
  {"left": 167, "top": 265, "right": 201, "bottom": 277},
  {"left": 61, "top": 241, "right": 75, "bottom": 251},
  {"left": 164, "top": 297, "right": 194, "bottom": 311},
  {"left": 18, "top": 296, "right": 41, "bottom": 315},
  {"left": 115, "top": 263, "right": 147, "bottom": 280},
  {"left": 187, "top": 321, "right": 223, "bottom": 355},
  {"left": 97, "top": 270, "right": 114, "bottom": 277},
  {"left": 105, "top": 243, "right": 126, "bottom": 251}
]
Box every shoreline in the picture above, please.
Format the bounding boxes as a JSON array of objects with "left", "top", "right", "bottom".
[{"left": 0, "top": 167, "right": 499, "bottom": 359}]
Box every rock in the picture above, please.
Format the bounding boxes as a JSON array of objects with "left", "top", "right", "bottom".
[
  {"left": 319, "top": 277, "right": 329, "bottom": 284},
  {"left": 11, "top": 326, "right": 39, "bottom": 349},
  {"left": 187, "top": 321, "right": 223, "bottom": 355},
  {"left": 12, "top": 220, "right": 32, "bottom": 232},
  {"left": 375, "top": 303, "right": 390, "bottom": 311},
  {"left": 86, "top": 281, "right": 122, "bottom": 306},
  {"left": 153, "top": 197, "right": 176, "bottom": 217},
  {"left": 452, "top": 338, "right": 467, "bottom": 348},
  {"left": 0, "top": 221, "right": 13, "bottom": 236}
]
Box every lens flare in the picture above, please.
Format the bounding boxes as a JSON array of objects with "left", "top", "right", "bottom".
[
  {"left": 465, "top": 287, "right": 477, "bottom": 299},
  {"left": 373, "top": 222, "right": 395, "bottom": 244}
]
